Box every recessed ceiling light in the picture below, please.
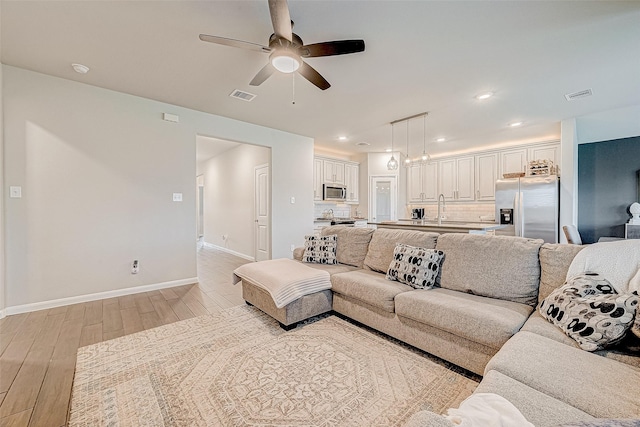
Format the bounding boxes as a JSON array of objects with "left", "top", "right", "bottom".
[
  {"left": 71, "top": 63, "right": 90, "bottom": 74},
  {"left": 385, "top": 148, "right": 392, "bottom": 153},
  {"left": 436, "top": 137, "right": 446, "bottom": 143},
  {"left": 355, "top": 142, "right": 370, "bottom": 146},
  {"left": 338, "top": 136, "right": 348, "bottom": 141},
  {"left": 475, "top": 92, "right": 494, "bottom": 100},
  {"left": 509, "top": 121, "right": 523, "bottom": 128}
]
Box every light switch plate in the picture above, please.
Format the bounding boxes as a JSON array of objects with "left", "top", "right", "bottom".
[
  {"left": 10, "top": 186, "right": 22, "bottom": 198},
  {"left": 173, "top": 193, "right": 183, "bottom": 202}
]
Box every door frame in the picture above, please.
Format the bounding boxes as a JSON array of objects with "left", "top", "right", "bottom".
[{"left": 369, "top": 175, "right": 398, "bottom": 223}]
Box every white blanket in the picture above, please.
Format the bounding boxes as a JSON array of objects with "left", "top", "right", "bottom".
[
  {"left": 445, "top": 393, "right": 534, "bottom": 427},
  {"left": 566, "top": 239, "right": 640, "bottom": 293},
  {"left": 233, "top": 258, "right": 331, "bottom": 309}
]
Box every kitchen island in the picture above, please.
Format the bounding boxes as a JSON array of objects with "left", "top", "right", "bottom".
[{"left": 368, "top": 219, "right": 506, "bottom": 234}]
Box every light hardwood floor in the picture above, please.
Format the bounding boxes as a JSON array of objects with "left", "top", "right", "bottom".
[{"left": 0, "top": 245, "right": 250, "bottom": 427}]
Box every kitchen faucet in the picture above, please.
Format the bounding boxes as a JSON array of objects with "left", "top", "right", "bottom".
[{"left": 437, "top": 194, "right": 446, "bottom": 226}]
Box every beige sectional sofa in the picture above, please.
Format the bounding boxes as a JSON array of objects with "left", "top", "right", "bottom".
[{"left": 282, "top": 225, "right": 640, "bottom": 426}]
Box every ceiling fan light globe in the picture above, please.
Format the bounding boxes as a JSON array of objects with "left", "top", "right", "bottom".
[{"left": 271, "top": 52, "right": 300, "bottom": 73}]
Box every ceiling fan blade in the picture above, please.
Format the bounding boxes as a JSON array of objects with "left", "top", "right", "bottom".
[
  {"left": 298, "top": 61, "right": 331, "bottom": 90},
  {"left": 268, "top": 0, "right": 292, "bottom": 42},
  {"left": 199, "top": 34, "right": 270, "bottom": 53},
  {"left": 300, "top": 40, "right": 365, "bottom": 58},
  {"left": 250, "top": 63, "right": 276, "bottom": 86}
]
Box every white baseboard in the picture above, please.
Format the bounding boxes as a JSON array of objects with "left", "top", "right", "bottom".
[
  {"left": 203, "top": 242, "right": 255, "bottom": 262},
  {"left": 0, "top": 308, "right": 6, "bottom": 320},
  {"left": 3, "top": 277, "right": 199, "bottom": 316}
]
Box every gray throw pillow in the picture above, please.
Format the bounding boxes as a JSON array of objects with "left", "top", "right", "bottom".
[
  {"left": 539, "top": 273, "right": 639, "bottom": 351},
  {"left": 386, "top": 243, "right": 444, "bottom": 290},
  {"left": 302, "top": 235, "right": 337, "bottom": 265}
]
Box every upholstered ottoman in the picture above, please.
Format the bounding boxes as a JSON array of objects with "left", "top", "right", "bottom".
[
  {"left": 233, "top": 258, "right": 333, "bottom": 330},
  {"left": 241, "top": 279, "right": 332, "bottom": 330}
]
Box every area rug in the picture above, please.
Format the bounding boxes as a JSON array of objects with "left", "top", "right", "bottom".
[{"left": 69, "top": 305, "right": 478, "bottom": 426}]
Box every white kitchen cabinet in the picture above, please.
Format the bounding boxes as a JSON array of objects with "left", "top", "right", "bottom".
[
  {"left": 407, "top": 164, "right": 424, "bottom": 202},
  {"left": 408, "top": 162, "right": 438, "bottom": 203},
  {"left": 323, "top": 160, "right": 345, "bottom": 184},
  {"left": 345, "top": 163, "right": 359, "bottom": 203},
  {"left": 475, "top": 153, "right": 498, "bottom": 201},
  {"left": 528, "top": 144, "right": 560, "bottom": 175},
  {"left": 439, "top": 157, "right": 474, "bottom": 201},
  {"left": 313, "top": 158, "right": 323, "bottom": 201},
  {"left": 354, "top": 220, "right": 368, "bottom": 228},
  {"left": 500, "top": 149, "right": 528, "bottom": 176}
]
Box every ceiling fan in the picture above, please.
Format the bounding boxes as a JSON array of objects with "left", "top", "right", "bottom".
[{"left": 199, "top": 0, "right": 365, "bottom": 90}]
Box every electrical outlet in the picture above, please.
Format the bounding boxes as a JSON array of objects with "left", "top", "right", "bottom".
[
  {"left": 131, "top": 260, "right": 139, "bottom": 274},
  {"left": 290, "top": 244, "right": 295, "bottom": 252}
]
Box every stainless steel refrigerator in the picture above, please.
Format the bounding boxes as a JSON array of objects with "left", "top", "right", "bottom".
[{"left": 495, "top": 175, "right": 559, "bottom": 243}]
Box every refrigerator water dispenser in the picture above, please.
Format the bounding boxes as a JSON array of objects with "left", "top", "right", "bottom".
[{"left": 500, "top": 208, "right": 513, "bottom": 225}]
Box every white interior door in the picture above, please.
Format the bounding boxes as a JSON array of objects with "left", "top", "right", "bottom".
[
  {"left": 369, "top": 176, "right": 397, "bottom": 223},
  {"left": 254, "top": 164, "right": 270, "bottom": 261}
]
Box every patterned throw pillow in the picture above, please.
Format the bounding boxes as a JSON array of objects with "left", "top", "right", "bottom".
[
  {"left": 302, "top": 235, "right": 338, "bottom": 265},
  {"left": 386, "top": 243, "right": 444, "bottom": 289},
  {"left": 539, "top": 273, "right": 639, "bottom": 351}
]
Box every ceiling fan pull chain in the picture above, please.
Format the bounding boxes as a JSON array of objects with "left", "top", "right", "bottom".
[{"left": 292, "top": 72, "right": 296, "bottom": 105}]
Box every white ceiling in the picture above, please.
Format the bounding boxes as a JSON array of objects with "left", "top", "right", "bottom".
[
  {"left": 196, "top": 135, "right": 240, "bottom": 166},
  {"left": 3, "top": 1, "right": 639, "bottom": 158}
]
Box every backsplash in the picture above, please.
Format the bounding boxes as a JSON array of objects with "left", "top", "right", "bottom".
[
  {"left": 314, "top": 203, "right": 352, "bottom": 219},
  {"left": 405, "top": 203, "right": 496, "bottom": 222}
]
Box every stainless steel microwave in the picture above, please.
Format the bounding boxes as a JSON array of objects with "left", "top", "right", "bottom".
[{"left": 323, "top": 184, "right": 347, "bottom": 201}]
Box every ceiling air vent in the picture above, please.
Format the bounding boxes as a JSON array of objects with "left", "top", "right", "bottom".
[
  {"left": 229, "top": 89, "right": 256, "bottom": 102},
  {"left": 565, "top": 89, "right": 593, "bottom": 101}
]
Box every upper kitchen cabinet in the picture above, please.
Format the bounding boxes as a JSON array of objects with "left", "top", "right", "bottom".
[
  {"left": 439, "top": 157, "right": 475, "bottom": 201},
  {"left": 407, "top": 162, "right": 438, "bottom": 203},
  {"left": 314, "top": 156, "right": 359, "bottom": 203},
  {"left": 313, "top": 158, "right": 323, "bottom": 201},
  {"left": 500, "top": 148, "right": 528, "bottom": 176},
  {"left": 323, "top": 160, "right": 346, "bottom": 184},
  {"left": 475, "top": 153, "right": 498, "bottom": 201},
  {"left": 528, "top": 144, "right": 560, "bottom": 175},
  {"left": 345, "top": 163, "right": 359, "bottom": 203}
]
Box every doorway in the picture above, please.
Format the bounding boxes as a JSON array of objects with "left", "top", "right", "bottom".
[
  {"left": 369, "top": 176, "right": 398, "bottom": 223},
  {"left": 196, "top": 135, "right": 271, "bottom": 261}
]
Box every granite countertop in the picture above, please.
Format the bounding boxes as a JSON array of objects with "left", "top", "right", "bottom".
[
  {"left": 314, "top": 217, "right": 368, "bottom": 222},
  {"left": 368, "top": 219, "right": 506, "bottom": 232}
]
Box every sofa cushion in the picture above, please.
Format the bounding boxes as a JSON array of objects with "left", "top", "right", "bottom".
[
  {"left": 386, "top": 244, "right": 444, "bottom": 289},
  {"left": 476, "top": 370, "right": 595, "bottom": 427},
  {"left": 539, "top": 243, "right": 584, "bottom": 301},
  {"left": 321, "top": 225, "right": 375, "bottom": 268},
  {"left": 522, "top": 311, "right": 640, "bottom": 370},
  {"left": 395, "top": 288, "right": 533, "bottom": 349},
  {"left": 299, "top": 262, "right": 360, "bottom": 276},
  {"left": 302, "top": 235, "right": 337, "bottom": 264},
  {"left": 363, "top": 228, "right": 439, "bottom": 274},
  {"left": 436, "top": 234, "right": 543, "bottom": 306},
  {"left": 331, "top": 270, "right": 413, "bottom": 313},
  {"left": 539, "top": 273, "right": 639, "bottom": 351},
  {"left": 485, "top": 331, "right": 640, "bottom": 419}
]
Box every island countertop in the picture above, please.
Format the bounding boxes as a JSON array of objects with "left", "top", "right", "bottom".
[{"left": 368, "top": 219, "right": 507, "bottom": 234}]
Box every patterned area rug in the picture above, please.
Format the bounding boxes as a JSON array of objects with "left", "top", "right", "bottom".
[{"left": 70, "top": 305, "right": 478, "bottom": 426}]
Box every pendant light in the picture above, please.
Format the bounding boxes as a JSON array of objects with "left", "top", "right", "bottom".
[
  {"left": 421, "top": 113, "right": 431, "bottom": 163},
  {"left": 404, "top": 120, "right": 411, "bottom": 166},
  {"left": 387, "top": 123, "right": 398, "bottom": 170}
]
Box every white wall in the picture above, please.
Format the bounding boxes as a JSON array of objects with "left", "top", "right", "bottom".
[
  {"left": 3, "top": 66, "right": 313, "bottom": 311},
  {"left": 201, "top": 143, "right": 270, "bottom": 259},
  {"left": 576, "top": 104, "right": 640, "bottom": 145}
]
